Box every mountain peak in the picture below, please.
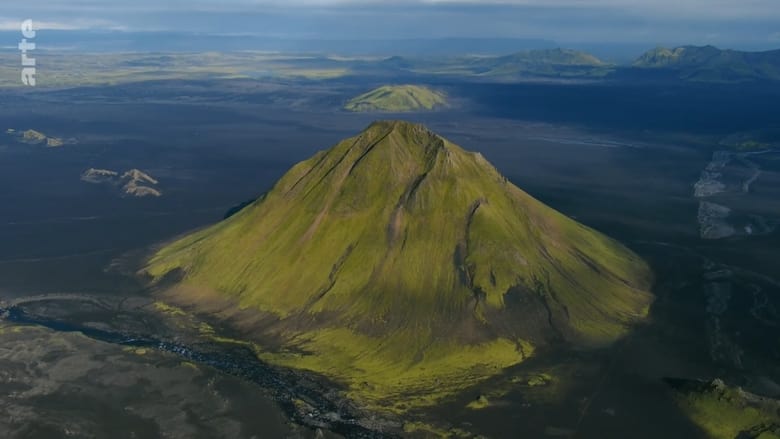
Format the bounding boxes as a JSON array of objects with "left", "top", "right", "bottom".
[
  {"left": 366, "top": 119, "right": 444, "bottom": 145},
  {"left": 145, "top": 123, "right": 653, "bottom": 409},
  {"left": 366, "top": 119, "right": 433, "bottom": 135},
  {"left": 344, "top": 120, "right": 448, "bottom": 170}
]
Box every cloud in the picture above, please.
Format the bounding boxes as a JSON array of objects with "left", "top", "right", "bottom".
[
  {"left": 0, "top": 18, "right": 126, "bottom": 31},
  {"left": 0, "top": 0, "right": 777, "bottom": 47},
  {"left": 8, "top": 0, "right": 780, "bottom": 18}
]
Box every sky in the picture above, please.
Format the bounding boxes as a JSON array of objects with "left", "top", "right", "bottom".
[{"left": 0, "top": 0, "right": 778, "bottom": 50}]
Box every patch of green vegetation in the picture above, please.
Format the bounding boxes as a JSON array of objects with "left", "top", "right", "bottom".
[
  {"left": 197, "top": 321, "right": 216, "bottom": 336},
  {"left": 0, "top": 52, "right": 356, "bottom": 88},
  {"left": 0, "top": 324, "right": 35, "bottom": 335},
  {"left": 633, "top": 47, "right": 689, "bottom": 68},
  {"left": 345, "top": 85, "right": 448, "bottom": 112},
  {"left": 466, "top": 395, "right": 490, "bottom": 410},
  {"left": 146, "top": 120, "right": 653, "bottom": 411},
  {"left": 670, "top": 379, "right": 780, "bottom": 439},
  {"left": 402, "top": 421, "right": 476, "bottom": 438},
  {"left": 180, "top": 361, "right": 199, "bottom": 370},
  {"left": 526, "top": 373, "right": 553, "bottom": 387},
  {"left": 153, "top": 301, "right": 187, "bottom": 316},
  {"left": 275, "top": 68, "right": 349, "bottom": 79},
  {"left": 260, "top": 328, "right": 530, "bottom": 411},
  {"left": 123, "top": 346, "right": 149, "bottom": 356},
  {"left": 735, "top": 140, "right": 771, "bottom": 151}
]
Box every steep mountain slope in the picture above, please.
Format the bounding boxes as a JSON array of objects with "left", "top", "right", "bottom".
[
  {"left": 145, "top": 121, "right": 653, "bottom": 409},
  {"left": 344, "top": 85, "right": 447, "bottom": 112},
  {"left": 633, "top": 45, "right": 780, "bottom": 82}
]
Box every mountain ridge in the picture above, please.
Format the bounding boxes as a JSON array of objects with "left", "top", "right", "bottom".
[{"left": 633, "top": 45, "right": 780, "bottom": 81}]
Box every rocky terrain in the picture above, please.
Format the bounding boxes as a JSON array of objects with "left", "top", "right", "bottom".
[
  {"left": 81, "top": 168, "right": 162, "bottom": 198},
  {"left": 5, "top": 128, "right": 74, "bottom": 148},
  {"left": 693, "top": 149, "right": 777, "bottom": 239}
]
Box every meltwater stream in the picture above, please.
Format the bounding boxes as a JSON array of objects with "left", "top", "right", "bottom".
[{"left": 0, "top": 303, "right": 392, "bottom": 438}]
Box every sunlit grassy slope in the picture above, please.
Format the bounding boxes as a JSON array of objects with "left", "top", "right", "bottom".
[
  {"left": 345, "top": 85, "right": 447, "bottom": 112},
  {"left": 146, "top": 121, "right": 652, "bottom": 409},
  {"left": 670, "top": 379, "right": 780, "bottom": 439}
]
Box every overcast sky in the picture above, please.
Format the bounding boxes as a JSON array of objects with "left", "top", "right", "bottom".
[{"left": 1, "top": 0, "right": 778, "bottom": 49}]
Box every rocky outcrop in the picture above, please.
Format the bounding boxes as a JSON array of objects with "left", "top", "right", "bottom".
[{"left": 81, "top": 168, "right": 162, "bottom": 198}]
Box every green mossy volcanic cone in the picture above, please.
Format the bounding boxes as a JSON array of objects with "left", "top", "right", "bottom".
[{"left": 146, "top": 121, "right": 653, "bottom": 409}]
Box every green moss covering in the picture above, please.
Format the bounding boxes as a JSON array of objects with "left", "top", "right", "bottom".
[
  {"left": 735, "top": 140, "right": 771, "bottom": 151},
  {"left": 345, "top": 85, "right": 447, "bottom": 112},
  {"left": 403, "top": 421, "right": 475, "bottom": 437},
  {"left": 527, "top": 373, "right": 553, "bottom": 387},
  {"left": 145, "top": 121, "right": 653, "bottom": 411},
  {"left": 670, "top": 379, "right": 780, "bottom": 439},
  {"left": 466, "top": 395, "right": 490, "bottom": 410},
  {"left": 153, "top": 301, "right": 187, "bottom": 316}
]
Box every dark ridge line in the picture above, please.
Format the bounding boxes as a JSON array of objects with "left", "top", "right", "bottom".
[
  {"left": 302, "top": 135, "right": 365, "bottom": 199},
  {"left": 401, "top": 137, "right": 444, "bottom": 208},
  {"left": 531, "top": 270, "right": 566, "bottom": 343},
  {"left": 452, "top": 198, "right": 488, "bottom": 311},
  {"left": 569, "top": 247, "right": 636, "bottom": 289},
  {"left": 345, "top": 126, "right": 396, "bottom": 178},
  {"left": 285, "top": 150, "right": 332, "bottom": 196},
  {"left": 384, "top": 139, "right": 442, "bottom": 247},
  {"left": 305, "top": 243, "right": 357, "bottom": 310}
]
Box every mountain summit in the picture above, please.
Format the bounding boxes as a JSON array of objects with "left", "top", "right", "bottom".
[{"left": 146, "top": 121, "right": 653, "bottom": 408}]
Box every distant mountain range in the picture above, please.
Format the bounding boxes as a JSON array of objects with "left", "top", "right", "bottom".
[
  {"left": 376, "top": 46, "right": 780, "bottom": 82},
  {"left": 1, "top": 42, "right": 778, "bottom": 86},
  {"left": 632, "top": 45, "right": 780, "bottom": 82},
  {"left": 376, "top": 48, "right": 612, "bottom": 79}
]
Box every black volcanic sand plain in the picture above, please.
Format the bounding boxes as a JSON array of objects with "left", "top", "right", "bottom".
[{"left": 0, "top": 76, "right": 779, "bottom": 438}]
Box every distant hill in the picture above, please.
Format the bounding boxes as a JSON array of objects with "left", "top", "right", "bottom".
[
  {"left": 145, "top": 121, "right": 653, "bottom": 410},
  {"left": 376, "top": 48, "right": 611, "bottom": 79},
  {"left": 484, "top": 48, "right": 609, "bottom": 77},
  {"left": 345, "top": 85, "right": 448, "bottom": 112},
  {"left": 633, "top": 45, "right": 780, "bottom": 82}
]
